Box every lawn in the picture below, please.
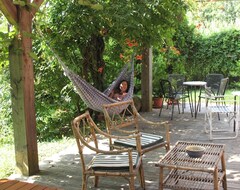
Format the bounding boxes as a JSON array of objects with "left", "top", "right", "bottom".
[{"left": 0, "top": 137, "right": 75, "bottom": 178}]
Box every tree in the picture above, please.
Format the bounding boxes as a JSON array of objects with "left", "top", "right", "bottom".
[{"left": 37, "top": 0, "right": 189, "bottom": 110}]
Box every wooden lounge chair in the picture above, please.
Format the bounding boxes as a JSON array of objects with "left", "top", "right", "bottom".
[
  {"left": 102, "top": 100, "right": 170, "bottom": 155},
  {"left": 72, "top": 111, "right": 145, "bottom": 190}
]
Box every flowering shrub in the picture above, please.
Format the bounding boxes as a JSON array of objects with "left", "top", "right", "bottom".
[{"left": 119, "top": 38, "right": 142, "bottom": 64}]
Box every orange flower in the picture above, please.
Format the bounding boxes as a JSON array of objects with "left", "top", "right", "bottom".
[
  {"left": 136, "top": 54, "right": 142, "bottom": 60},
  {"left": 125, "top": 38, "right": 138, "bottom": 47},
  {"left": 127, "top": 42, "right": 133, "bottom": 47},
  {"left": 98, "top": 67, "right": 103, "bottom": 73},
  {"left": 196, "top": 23, "right": 202, "bottom": 29},
  {"left": 120, "top": 53, "right": 124, "bottom": 59},
  {"left": 160, "top": 48, "right": 167, "bottom": 53}
]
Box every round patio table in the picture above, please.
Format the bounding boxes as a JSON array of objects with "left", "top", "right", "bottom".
[{"left": 183, "top": 81, "right": 207, "bottom": 118}]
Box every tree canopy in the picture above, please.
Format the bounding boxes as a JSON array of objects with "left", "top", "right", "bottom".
[{"left": 36, "top": 0, "right": 189, "bottom": 89}]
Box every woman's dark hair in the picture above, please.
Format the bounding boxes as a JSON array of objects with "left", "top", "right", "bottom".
[{"left": 116, "top": 80, "right": 129, "bottom": 93}]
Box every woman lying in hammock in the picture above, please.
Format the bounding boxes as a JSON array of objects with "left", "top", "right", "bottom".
[{"left": 109, "top": 80, "right": 129, "bottom": 101}]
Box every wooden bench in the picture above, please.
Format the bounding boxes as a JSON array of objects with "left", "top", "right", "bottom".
[{"left": 0, "top": 179, "right": 62, "bottom": 190}]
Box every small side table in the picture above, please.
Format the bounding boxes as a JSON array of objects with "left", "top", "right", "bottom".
[{"left": 156, "top": 141, "right": 227, "bottom": 190}]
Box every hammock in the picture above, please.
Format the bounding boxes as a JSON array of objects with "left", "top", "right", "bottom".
[
  {"left": 60, "top": 59, "right": 134, "bottom": 113},
  {"left": 34, "top": 26, "right": 134, "bottom": 113}
]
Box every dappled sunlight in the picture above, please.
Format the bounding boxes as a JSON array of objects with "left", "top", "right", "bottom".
[
  {"left": 226, "top": 169, "right": 240, "bottom": 181},
  {"left": 8, "top": 108, "right": 240, "bottom": 189},
  {"left": 227, "top": 154, "right": 240, "bottom": 163}
]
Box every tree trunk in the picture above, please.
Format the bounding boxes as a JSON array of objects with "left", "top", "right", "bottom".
[{"left": 82, "top": 34, "right": 105, "bottom": 91}]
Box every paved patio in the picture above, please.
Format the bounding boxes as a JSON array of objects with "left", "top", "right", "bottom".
[{"left": 9, "top": 106, "right": 240, "bottom": 189}]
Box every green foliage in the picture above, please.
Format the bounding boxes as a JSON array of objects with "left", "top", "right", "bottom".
[
  {"left": 31, "top": 0, "right": 189, "bottom": 140},
  {"left": 152, "top": 51, "right": 168, "bottom": 97},
  {"left": 0, "top": 143, "right": 15, "bottom": 178},
  {"left": 0, "top": 16, "right": 15, "bottom": 67},
  {"left": 188, "top": 1, "right": 240, "bottom": 35},
  {"left": 33, "top": 41, "right": 84, "bottom": 141},
  {"left": 186, "top": 29, "right": 240, "bottom": 83},
  {"left": 0, "top": 68, "right": 13, "bottom": 144}
]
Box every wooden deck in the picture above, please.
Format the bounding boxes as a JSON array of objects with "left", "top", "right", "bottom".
[
  {"left": 0, "top": 179, "right": 62, "bottom": 190},
  {"left": 7, "top": 108, "right": 240, "bottom": 189}
]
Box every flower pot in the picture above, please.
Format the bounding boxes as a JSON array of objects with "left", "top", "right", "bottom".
[{"left": 153, "top": 97, "right": 163, "bottom": 108}]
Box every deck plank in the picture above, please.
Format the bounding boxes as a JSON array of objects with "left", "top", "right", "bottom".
[{"left": 0, "top": 179, "right": 61, "bottom": 190}]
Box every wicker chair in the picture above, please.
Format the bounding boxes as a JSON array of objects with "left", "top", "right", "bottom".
[
  {"left": 102, "top": 100, "right": 170, "bottom": 155},
  {"left": 72, "top": 111, "right": 145, "bottom": 190}
]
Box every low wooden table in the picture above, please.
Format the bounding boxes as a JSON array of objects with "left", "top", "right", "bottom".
[
  {"left": 0, "top": 179, "right": 62, "bottom": 190},
  {"left": 155, "top": 141, "right": 227, "bottom": 190}
]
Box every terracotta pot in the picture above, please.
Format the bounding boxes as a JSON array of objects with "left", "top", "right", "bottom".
[{"left": 153, "top": 97, "right": 163, "bottom": 108}]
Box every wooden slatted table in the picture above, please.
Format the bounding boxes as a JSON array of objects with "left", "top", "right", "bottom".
[
  {"left": 155, "top": 141, "right": 227, "bottom": 190},
  {"left": 0, "top": 179, "right": 62, "bottom": 190}
]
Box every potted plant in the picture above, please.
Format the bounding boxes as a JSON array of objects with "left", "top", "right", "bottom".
[
  {"left": 152, "top": 51, "right": 167, "bottom": 108},
  {"left": 152, "top": 87, "right": 163, "bottom": 108}
]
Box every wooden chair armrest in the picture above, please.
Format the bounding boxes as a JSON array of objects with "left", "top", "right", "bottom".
[
  {"left": 137, "top": 112, "right": 169, "bottom": 127},
  {"left": 137, "top": 113, "right": 170, "bottom": 144},
  {"left": 91, "top": 119, "right": 139, "bottom": 138},
  {"left": 111, "top": 126, "right": 139, "bottom": 135}
]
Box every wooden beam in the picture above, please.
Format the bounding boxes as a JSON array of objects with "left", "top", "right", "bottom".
[
  {"left": 31, "top": 0, "right": 44, "bottom": 16},
  {"left": 0, "top": 0, "right": 17, "bottom": 26}
]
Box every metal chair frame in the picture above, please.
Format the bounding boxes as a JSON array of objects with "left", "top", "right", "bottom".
[
  {"left": 159, "top": 79, "right": 191, "bottom": 120},
  {"left": 205, "top": 90, "right": 239, "bottom": 140}
]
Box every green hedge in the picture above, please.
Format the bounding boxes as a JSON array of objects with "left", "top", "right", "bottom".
[{"left": 186, "top": 29, "right": 240, "bottom": 86}]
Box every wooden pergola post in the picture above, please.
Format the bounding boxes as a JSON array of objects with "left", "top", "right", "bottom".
[
  {"left": 0, "top": 0, "right": 44, "bottom": 176},
  {"left": 141, "top": 47, "right": 153, "bottom": 112}
]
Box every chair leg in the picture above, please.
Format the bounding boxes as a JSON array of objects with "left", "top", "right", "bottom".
[
  {"left": 171, "top": 102, "right": 174, "bottom": 120},
  {"left": 182, "top": 98, "right": 185, "bottom": 113},
  {"left": 165, "top": 142, "right": 170, "bottom": 152},
  {"left": 82, "top": 174, "right": 87, "bottom": 190},
  {"left": 138, "top": 162, "right": 145, "bottom": 189},
  {"left": 177, "top": 100, "right": 181, "bottom": 114},
  {"left": 204, "top": 112, "right": 208, "bottom": 133},
  {"left": 129, "top": 176, "right": 135, "bottom": 190},
  {"left": 159, "top": 97, "right": 164, "bottom": 117},
  {"left": 94, "top": 176, "right": 99, "bottom": 188},
  {"left": 209, "top": 112, "right": 213, "bottom": 140}
]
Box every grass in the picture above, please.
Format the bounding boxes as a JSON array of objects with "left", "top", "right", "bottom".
[{"left": 0, "top": 137, "right": 75, "bottom": 179}]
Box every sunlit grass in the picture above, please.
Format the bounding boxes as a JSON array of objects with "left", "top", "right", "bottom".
[
  {"left": 0, "top": 143, "right": 15, "bottom": 178},
  {"left": 0, "top": 138, "right": 75, "bottom": 178}
]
